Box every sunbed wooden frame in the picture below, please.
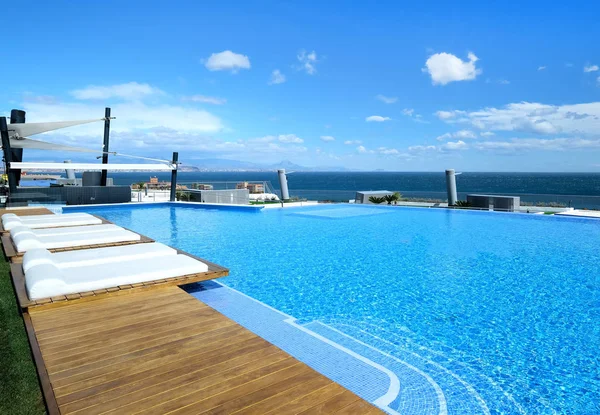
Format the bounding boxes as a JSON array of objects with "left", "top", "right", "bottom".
[{"left": 9, "top": 248, "right": 229, "bottom": 310}]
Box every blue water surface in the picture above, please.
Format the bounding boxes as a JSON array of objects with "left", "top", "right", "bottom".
[{"left": 72, "top": 203, "right": 600, "bottom": 414}]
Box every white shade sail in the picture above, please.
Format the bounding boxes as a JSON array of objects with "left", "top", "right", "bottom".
[
  {"left": 10, "top": 162, "right": 175, "bottom": 171},
  {"left": 3, "top": 137, "right": 108, "bottom": 154},
  {"left": 7, "top": 119, "right": 106, "bottom": 139}
]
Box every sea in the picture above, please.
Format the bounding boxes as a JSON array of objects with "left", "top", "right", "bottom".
[{"left": 101, "top": 171, "right": 600, "bottom": 208}]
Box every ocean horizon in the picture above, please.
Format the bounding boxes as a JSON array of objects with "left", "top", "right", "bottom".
[{"left": 66, "top": 171, "right": 600, "bottom": 208}]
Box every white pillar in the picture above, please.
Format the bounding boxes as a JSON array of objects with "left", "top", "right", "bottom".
[
  {"left": 445, "top": 169, "right": 457, "bottom": 205},
  {"left": 278, "top": 169, "right": 290, "bottom": 200},
  {"left": 64, "top": 160, "right": 75, "bottom": 180}
]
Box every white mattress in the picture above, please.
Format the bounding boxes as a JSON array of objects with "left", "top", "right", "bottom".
[
  {"left": 26, "top": 255, "right": 209, "bottom": 300},
  {"left": 13, "top": 229, "right": 141, "bottom": 253},
  {"left": 2, "top": 213, "right": 101, "bottom": 230},
  {"left": 22, "top": 243, "right": 178, "bottom": 273},
  {"left": 10, "top": 224, "right": 121, "bottom": 238}
]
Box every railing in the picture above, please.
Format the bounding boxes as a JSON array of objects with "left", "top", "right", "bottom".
[
  {"left": 176, "top": 180, "right": 278, "bottom": 194},
  {"left": 131, "top": 183, "right": 600, "bottom": 210}
]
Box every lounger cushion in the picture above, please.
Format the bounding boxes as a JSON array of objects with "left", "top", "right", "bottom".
[
  {"left": 2, "top": 213, "right": 101, "bottom": 230},
  {"left": 1, "top": 213, "right": 18, "bottom": 224},
  {"left": 25, "top": 255, "right": 209, "bottom": 300},
  {"left": 13, "top": 232, "right": 45, "bottom": 252},
  {"left": 22, "top": 243, "right": 177, "bottom": 273},
  {"left": 26, "top": 263, "right": 68, "bottom": 300},
  {"left": 22, "top": 249, "right": 55, "bottom": 273},
  {"left": 14, "top": 230, "right": 141, "bottom": 253},
  {"left": 3, "top": 218, "right": 23, "bottom": 230},
  {"left": 9, "top": 225, "right": 33, "bottom": 239},
  {"left": 25, "top": 224, "right": 121, "bottom": 237}
]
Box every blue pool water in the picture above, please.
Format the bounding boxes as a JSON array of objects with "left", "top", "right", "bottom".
[{"left": 70, "top": 203, "right": 600, "bottom": 414}]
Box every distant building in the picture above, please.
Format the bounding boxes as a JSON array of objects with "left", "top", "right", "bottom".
[
  {"left": 236, "top": 182, "right": 264, "bottom": 194},
  {"left": 192, "top": 183, "right": 214, "bottom": 190},
  {"left": 355, "top": 190, "right": 393, "bottom": 204},
  {"left": 149, "top": 176, "right": 158, "bottom": 184}
]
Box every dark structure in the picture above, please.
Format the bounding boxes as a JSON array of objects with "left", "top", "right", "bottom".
[
  {"left": 10, "top": 185, "right": 131, "bottom": 206},
  {"left": 10, "top": 110, "right": 25, "bottom": 185},
  {"left": 0, "top": 117, "right": 16, "bottom": 193},
  {"left": 170, "top": 152, "right": 178, "bottom": 202},
  {"left": 467, "top": 194, "right": 521, "bottom": 212},
  {"left": 100, "top": 107, "right": 111, "bottom": 186}
]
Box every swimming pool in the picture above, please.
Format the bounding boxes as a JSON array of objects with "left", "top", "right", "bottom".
[{"left": 68, "top": 203, "right": 600, "bottom": 414}]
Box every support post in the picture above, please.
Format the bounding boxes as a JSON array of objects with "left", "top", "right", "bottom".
[
  {"left": 1, "top": 117, "right": 16, "bottom": 194},
  {"left": 170, "top": 152, "right": 178, "bottom": 202},
  {"left": 10, "top": 110, "right": 25, "bottom": 186},
  {"left": 100, "top": 107, "right": 111, "bottom": 186},
  {"left": 277, "top": 169, "right": 289, "bottom": 201},
  {"left": 445, "top": 169, "right": 457, "bottom": 206}
]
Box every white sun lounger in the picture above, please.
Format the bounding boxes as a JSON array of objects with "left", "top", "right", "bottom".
[
  {"left": 22, "top": 243, "right": 178, "bottom": 273},
  {"left": 25, "top": 255, "right": 209, "bottom": 300},
  {"left": 2, "top": 212, "right": 102, "bottom": 230},
  {"left": 12, "top": 229, "right": 141, "bottom": 253},
  {"left": 10, "top": 224, "right": 122, "bottom": 239}
]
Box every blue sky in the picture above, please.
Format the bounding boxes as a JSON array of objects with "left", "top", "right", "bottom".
[{"left": 2, "top": 0, "right": 600, "bottom": 171}]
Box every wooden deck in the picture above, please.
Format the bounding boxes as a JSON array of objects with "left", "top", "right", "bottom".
[
  {"left": 27, "top": 285, "right": 382, "bottom": 414},
  {"left": 0, "top": 207, "right": 54, "bottom": 216}
]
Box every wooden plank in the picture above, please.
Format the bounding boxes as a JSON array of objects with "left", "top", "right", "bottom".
[
  {"left": 27, "top": 286, "right": 382, "bottom": 415},
  {"left": 262, "top": 383, "right": 349, "bottom": 414},
  {"left": 22, "top": 312, "right": 61, "bottom": 415},
  {"left": 231, "top": 376, "right": 333, "bottom": 415},
  {"left": 60, "top": 346, "right": 287, "bottom": 414}
]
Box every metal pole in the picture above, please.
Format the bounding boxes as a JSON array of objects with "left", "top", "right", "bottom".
[
  {"left": 277, "top": 169, "right": 289, "bottom": 201},
  {"left": 170, "top": 152, "right": 178, "bottom": 202},
  {"left": 445, "top": 169, "right": 457, "bottom": 206},
  {"left": 10, "top": 110, "right": 25, "bottom": 186},
  {"left": 100, "top": 107, "right": 111, "bottom": 186},
  {"left": 1, "top": 117, "right": 16, "bottom": 194}
]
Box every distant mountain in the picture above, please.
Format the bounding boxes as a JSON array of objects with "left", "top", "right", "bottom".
[{"left": 186, "top": 158, "right": 349, "bottom": 172}]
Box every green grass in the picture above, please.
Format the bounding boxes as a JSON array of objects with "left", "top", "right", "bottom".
[{"left": 0, "top": 255, "right": 46, "bottom": 415}]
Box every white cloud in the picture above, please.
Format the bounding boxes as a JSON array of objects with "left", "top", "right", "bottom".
[
  {"left": 435, "top": 110, "right": 466, "bottom": 120},
  {"left": 474, "top": 137, "right": 600, "bottom": 152},
  {"left": 442, "top": 140, "right": 468, "bottom": 151},
  {"left": 423, "top": 52, "right": 482, "bottom": 85},
  {"left": 498, "top": 79, "right": 510, "bottom": 85},
  {"left": 538, "top": 66, "right": 547, "bottom": 71},
  {"left": 320, "top": 135, "right": 335, "bottom": 142},
  {"left": 204, "top": 50, "right": 251, "bottom": 72},
  {"left": 357, "top": 145, "right": 369, "bottom": 154},
  {"left": 408, "top": 144, "right": 437, "bottom": 153},
  {"left": 344, "top": 140, "right": 362, "bottom": 145},
  {"left": 584, "top": 64, "right": 599, "bottom": 73},
  {"left": 377, "top": 147, "right": 400, "bottom": 155},
  {"left": 366, "top": 115, "right": 391, "bottom": 122},
  {"left": 376, "top": 94, "right": 398, "bottom": 104},
  {"left": 480, "top": 131, "right": 495, "bottom": 137},
  {"left": 23, "top": 100, "right": 223, "bottom": 136},
  {"left": 269, "top": 69, "right": 286, "bottom": 85},
  {"left": 436, "top": 129, "right": 477, "bottom": 141},
  {"left": 182, "top": 95, "right": 226, "bottom": 105},
  {"left": 437, "top": 101, "right": 600, "bottom": 135},
  {"left": 297, "top": 50, "right": 318, "bottom": 75},
  {"left": 71, "top": 82, "right": 163, "bottom": 100},
  {"left": 252, "top": 134, "right": 304, "bottom": 144},
  {"left": 402, "top": 108, "right": 414, "bottom": 116}
]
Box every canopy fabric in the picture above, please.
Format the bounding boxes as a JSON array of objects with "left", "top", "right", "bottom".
[
  {"left": 7, "top": 119, "right": 106, "bottom": 138},
  {"left": 2, "top": 137, "right": 108, "bottom": 154},
  {"left": 10, "top": 162, "right": 175, "bottom": 171}
]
